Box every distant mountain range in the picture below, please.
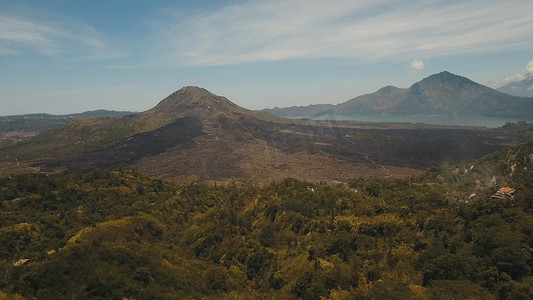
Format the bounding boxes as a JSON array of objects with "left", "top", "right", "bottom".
[
  {"left": 1, "top": 86, "right": 514, "bottom": 182},
  {"left": 0, "top": 110, "right": 135, "bottom": 149},
  {"left": 0, "top": 110, "right": 134, "bottom": 132},
  {"left": 264, "top": 71, "right": 533, "bottom": 118},
  {"left": 497, "top": 73, "right": 533, "bottom": 97}
]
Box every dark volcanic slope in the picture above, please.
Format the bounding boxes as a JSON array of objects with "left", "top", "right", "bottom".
[
  {"left": 45, "top": 117, "right": 204, "bottom": 170},
  {"left": 2, "top": 86, "right": 513, "bottom": 182}
]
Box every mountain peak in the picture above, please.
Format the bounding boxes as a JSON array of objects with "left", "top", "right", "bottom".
[
  {"left": 139, "top": 86, "right": 279, "bottom": 129},
  {"left": 410, "top": 71, "right": 480, "bottom": 97},
  {"left": 149, "top": 86, "right": 239, "bottom": 117},
  {"left": 156, "top": 86, "right": 232, "bottom": 107},
  {"left": 174, "top": 86, "right": 215, "bottom": 97},
  {"left": 419, "top": 71, "right": 473, "bottom": 85}
]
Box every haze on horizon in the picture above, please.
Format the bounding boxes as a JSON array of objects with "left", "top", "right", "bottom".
[{"left": 1, "top": 0, "right": 532, "bottom": 116}]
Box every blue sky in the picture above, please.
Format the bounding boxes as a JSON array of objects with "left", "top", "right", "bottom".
[{"left": 1, "top": 0, "right": 532, "bottom": 115}]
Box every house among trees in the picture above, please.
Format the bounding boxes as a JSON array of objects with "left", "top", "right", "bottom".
[{"left": 491, "top": 187, "right": 515, "bottom": 199}]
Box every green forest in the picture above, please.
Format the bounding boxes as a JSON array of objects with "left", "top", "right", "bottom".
[{"left": 1, "top": 142, "right": 533, "bottom": 299}]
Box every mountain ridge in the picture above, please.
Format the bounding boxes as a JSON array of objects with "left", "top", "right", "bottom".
[
  {"left": 146, "top": 86, "right": 240, "bottom": 120},
  {"left": 264, "top": 71, "right": 533, "bottom": 118},
  {"left": 133, "top": 86, "right": 282, "bottom": 132},
  {"left": 0, "top": 109, "right": 134, "bottom": 120}
]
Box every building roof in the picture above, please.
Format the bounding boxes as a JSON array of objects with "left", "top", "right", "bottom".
[
  {"left": 498, "top": 187, "right": 515, "bottom": 194},
  {"left": 13, "top": 259, "right": 30, "bottom": 267}
]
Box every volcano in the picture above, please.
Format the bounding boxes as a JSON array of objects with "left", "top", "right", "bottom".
[{"left": 2, "top": 86, "right": 509, "bottom": 182}]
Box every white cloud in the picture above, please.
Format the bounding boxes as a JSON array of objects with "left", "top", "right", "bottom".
[
  {"left": 410, "top": 59, "right": 425, "bottom": 72},
  {"left": 527, "top": 59, "right": 533, "bottom": 74},
  {"left": 486, "top": 59, "right": 533, "bottom": 88},
  {"left": 149, "top": 0, "right": 533, "bottom": 66},
  {"left": 486, "top": 74, "right": 526, "bottom": 89},
  {"left": 0, "top": 14, "right": 125, "bottom": 60}
]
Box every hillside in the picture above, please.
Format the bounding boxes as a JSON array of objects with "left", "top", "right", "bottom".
[
  {"left": 0, "top": 110, "right": 134, "bottom": 133},
  {"left": 264, "top": 71, "right": 533, "bottom": 118},
  {"left": 0, "top": 110, "right": 134, "bottom": 149},
  {"left": 1, "top": 87, "right": 516, "bottom": 182},
  {"left": 1, "top": 141, "right": 532, "bottom": 299}
]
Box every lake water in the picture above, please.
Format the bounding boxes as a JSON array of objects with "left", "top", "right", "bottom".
[{"left": 290, "top": 114, "right": 533, "bottom": 128}]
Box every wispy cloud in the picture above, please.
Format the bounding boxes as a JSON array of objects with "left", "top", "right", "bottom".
[
  {"left": 486, "top": 59, "right": 533, "bottom": 88},
  {"left": 150, "top": 0, "right": 533, "bottom": 66},
  {"left": 0, "top": 15, "right": 58, "bottom": 55},
  {"left": 486, "top": 74, "right": 526, "bottom": 89},
  {"left": 0, "top": 14, "right": 125, "bottom": 60}
]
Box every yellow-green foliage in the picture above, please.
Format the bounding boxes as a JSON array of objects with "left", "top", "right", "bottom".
[
  {"left": 0, "top": 290, "right": 24, "bottom": 300},
  {"left": 6, "top": 117, "right": 141, "bottom": 160},
  {"left": 0, "top": 163, "right": 532, "bottom": 299}
]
